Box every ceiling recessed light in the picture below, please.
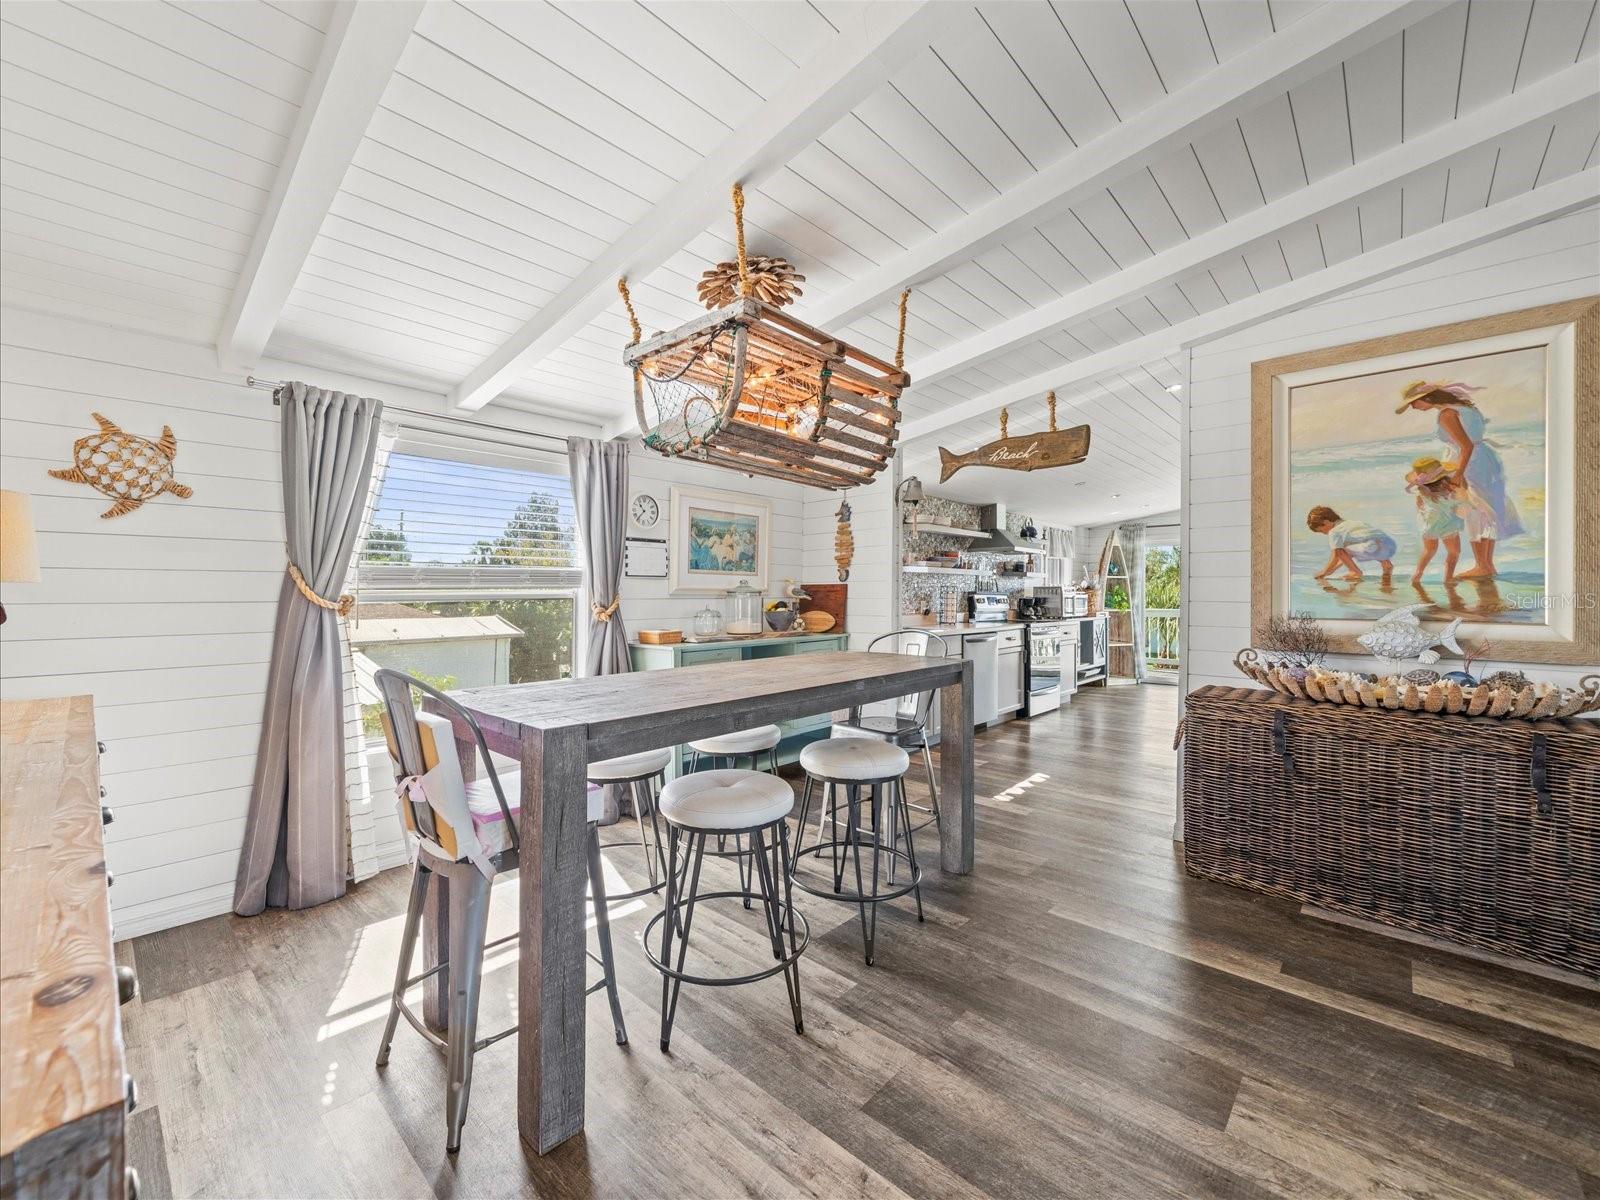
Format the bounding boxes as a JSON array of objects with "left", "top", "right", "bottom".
[{"left": 1166, "top": 384, "right": 1183, "bottom": 394}]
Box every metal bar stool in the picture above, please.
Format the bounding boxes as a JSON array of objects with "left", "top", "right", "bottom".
[
  {"left": 588, "top": 747, "right": 673, "bottom": 900},
  {"left": 821, "top": 630, "right": 947, "bottom": 856},
  {"left": 685, "top": 724, "right": 782, "bottom": 905},
  {"left": 789, "top": 739, "right": 922, "bottom": 965},
  {"left": 644, "top": 768, "right": 808, "bottom": 1052},
  {"left": 371, "top": 670, "right": 626, "bottom": 1153}
]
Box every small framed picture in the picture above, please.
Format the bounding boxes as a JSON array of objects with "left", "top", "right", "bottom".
[{"left": 668, "top": 485, "right": 770, "bottom": 594}]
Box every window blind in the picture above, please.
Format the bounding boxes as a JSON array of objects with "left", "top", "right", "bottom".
[{"left": 357, "top": 445, "right": 580, "bottom": 595}]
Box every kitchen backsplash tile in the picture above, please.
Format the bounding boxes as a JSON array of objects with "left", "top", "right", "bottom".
[{"left": 902, "top": 496, "right": 1062, "bottom": 618}]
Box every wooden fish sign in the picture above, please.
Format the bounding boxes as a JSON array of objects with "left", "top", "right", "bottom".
[{"left": 938, "top": 394, "right": 1089, "bottom": 483}]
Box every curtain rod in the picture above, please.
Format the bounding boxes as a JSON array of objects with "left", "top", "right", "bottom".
[{"left": 246, "top": 376, "right": 577, "bottom": 448}]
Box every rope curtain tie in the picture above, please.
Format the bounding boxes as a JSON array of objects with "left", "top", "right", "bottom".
[
  {"left": 287, "top": 560, "right": 355, "bottom": 618},
  {"left": 591, "top": 595, "right": 622, "bottom": 622}
]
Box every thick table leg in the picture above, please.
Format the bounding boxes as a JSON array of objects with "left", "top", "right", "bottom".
[
  {"left": 937, "top": 659, "right": 975, "bottom": 874},
  {"left": 518, "top": 724, "right": 589, "bottom": 1154}
]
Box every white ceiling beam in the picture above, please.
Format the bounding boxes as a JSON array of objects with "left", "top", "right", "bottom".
[
  {"left": 803, "top": 0, "right": 1447, "bottom": 334},
  {"left": 217, "top": 0, "right": 423, "bottom": 371},
  {"left": 912, "top": 60, "right": 1600, "bottom": 387},
  {"left": 901, "top": 167, "right": 1599, "bottom": 445},
  {"left": 450, "top": 1, "right": 958, "bottom": 413}
]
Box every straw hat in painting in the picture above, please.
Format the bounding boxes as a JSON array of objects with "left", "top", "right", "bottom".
[{"left": 1405, "top": 455, "right": 1452, "bottom": 491}]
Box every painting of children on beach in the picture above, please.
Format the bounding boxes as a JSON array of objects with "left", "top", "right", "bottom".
[{"left": 1288, "top": 344, "right": 1547, "bottom": 625}]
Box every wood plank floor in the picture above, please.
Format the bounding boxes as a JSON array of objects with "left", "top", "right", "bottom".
[{"left": 120, "top": 685, "right": 1600, "bottom": 1199}]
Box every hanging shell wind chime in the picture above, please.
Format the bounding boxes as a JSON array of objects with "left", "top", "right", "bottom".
[
  {"left": 834, "top": 499, "right": 854, "bottom": 582},
  {"left": 618, "top": 183, "right": 911, "bottom": 491}
]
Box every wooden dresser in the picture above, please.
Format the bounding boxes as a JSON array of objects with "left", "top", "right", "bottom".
[{"left": 1, "top": 697, "right": 135, "bottom": 1200}]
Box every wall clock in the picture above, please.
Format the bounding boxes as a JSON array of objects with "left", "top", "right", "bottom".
[{"left": 628, "top": 492, "right": 662, "bottom": 537}]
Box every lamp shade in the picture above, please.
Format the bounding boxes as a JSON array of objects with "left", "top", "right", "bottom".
[{"left": 0, "top": 490, "right": 42, "bottom": 584}]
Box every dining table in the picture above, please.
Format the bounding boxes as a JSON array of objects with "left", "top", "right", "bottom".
[{"left": 423, "top": 649, "right": 974, "bottom": 1156}]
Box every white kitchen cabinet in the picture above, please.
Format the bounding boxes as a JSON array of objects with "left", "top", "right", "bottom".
[{"left": 997, "top": 628, "right": 1024, "bottom": 715}]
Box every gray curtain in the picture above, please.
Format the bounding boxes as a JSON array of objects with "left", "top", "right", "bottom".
[
  {"left": 235, "top": 383, "right": 383, "bottom": 915},
  {"left": 1122, "top": 521, "right": 1148, "bottom": 684},
  {"left": 569, "top": 436, "right": 631, "bottom": 676},
  {"left": 569, "top": 436, "right": 631, "bottom": 820}
]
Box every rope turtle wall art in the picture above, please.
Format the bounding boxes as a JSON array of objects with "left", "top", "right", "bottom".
[
  {"left": 618, "top": 183, "right": 911, "bottom": 491},
  {"left": 50, "top": 412, "right": 193, "bottom": 518}
]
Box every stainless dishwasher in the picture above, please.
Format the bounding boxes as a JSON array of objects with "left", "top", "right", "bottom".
[{"left": 962, "top": 631, "right": 1000, "bottom": 726}]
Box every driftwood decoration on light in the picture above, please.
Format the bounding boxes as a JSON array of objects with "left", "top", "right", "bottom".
[
  {"left": 49, "top": 412, "right": 193, "bottom": 518},
  {"left": 620, "top": 184, "right": 910, "bottom": 491},
  {"left": 938, "top": 391, "right": 1090, "bottom": 482}
]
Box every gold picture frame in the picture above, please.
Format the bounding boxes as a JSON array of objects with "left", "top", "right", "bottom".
[{"left": 1251, "top": 296, "right": 1598, "bottom": 666}]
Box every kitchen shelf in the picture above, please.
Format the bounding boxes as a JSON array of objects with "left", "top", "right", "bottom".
[
  {"left": 902, "top": 521, "right": 985, "bottom": 538},
  {"left": 901, "top": 564, "right": 977, "bottom": 576}
]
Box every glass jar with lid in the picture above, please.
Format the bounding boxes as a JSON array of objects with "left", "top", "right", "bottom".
[
  {"left": 724, "top": 579, "right": 763, "bottom": 636},
  {"left": 691, "top": 603, "right": 724, "bottom": 640}
]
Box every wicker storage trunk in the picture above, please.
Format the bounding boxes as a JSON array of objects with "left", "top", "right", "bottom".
[{"left": 1181, "top": 685, "right": 1600, "bottom": 978}]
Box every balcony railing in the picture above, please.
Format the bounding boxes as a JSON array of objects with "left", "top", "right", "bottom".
[{"left": 1145, "top": 608, "right": 1180, "bottom": 673}]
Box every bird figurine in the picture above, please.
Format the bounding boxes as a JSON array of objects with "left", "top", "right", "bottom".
[{"left": 1357, "top": 604, "right": 1464, "bottom": 666}]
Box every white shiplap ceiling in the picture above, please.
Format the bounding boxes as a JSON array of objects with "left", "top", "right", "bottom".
[{"left": 2, "top": 0, "right": 1596, "bottom": 526}]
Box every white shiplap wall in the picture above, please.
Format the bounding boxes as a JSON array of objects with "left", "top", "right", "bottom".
[
  {"left": 803, "top": 467, "right": 899, "bottom": 650},
  {"left": 0, "top": 309, "right": 283, "bottom": 936},
  {"left": 1179, "top": 206, "right": 1600, "bottom": 710},
  {"left": 618, "top": 446, "right": 808, "bottom": 633}
]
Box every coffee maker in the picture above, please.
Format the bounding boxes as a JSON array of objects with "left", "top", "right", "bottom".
[{"left": 1016, "top": 596, "right": 1045, "bottom": 621}]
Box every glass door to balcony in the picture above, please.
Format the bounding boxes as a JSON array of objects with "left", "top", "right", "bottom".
[{"left": 1143, "top": 544, "right": 1180, "bottom": 682}]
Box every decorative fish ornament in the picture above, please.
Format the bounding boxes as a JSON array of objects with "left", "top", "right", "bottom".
[
  {"left": 938, "top": 423, "right": 1090, "bottom": 483},
  {"left": 1357, "top": 604, "right": 1464, "bottom": 665},
  {"left": 50, "top": 412, "right": 192, "bottom": 518}
]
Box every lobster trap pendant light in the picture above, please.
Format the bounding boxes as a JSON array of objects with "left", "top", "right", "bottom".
[{"left": 618, "top": 184, "right": 910, "bottom": 491}]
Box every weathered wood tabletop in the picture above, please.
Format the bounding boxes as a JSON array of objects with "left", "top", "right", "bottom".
[
  {"left": 1, "top": 696, "right": 127, "bottom": 1197},
  {"left": 429, "top": 650, "right": 974, "bottom": 1156}
]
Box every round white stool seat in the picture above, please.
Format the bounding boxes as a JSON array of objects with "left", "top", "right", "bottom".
[
  {"left": 687, "top": 724, "right": 782, "bottom": 756},
  {"left": 800, "top": 738, "right": 909, "bottom": 782},
  {"left": 588, "top": 747, "right": 673, "bottom": 782},
  {"left": 659, "top": 769, "right": 792, "bottom": 832}
]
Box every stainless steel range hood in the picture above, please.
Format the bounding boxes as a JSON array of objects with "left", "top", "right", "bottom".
[{"left": 968, "top": 504, "right": 1043, "bottom": 554}]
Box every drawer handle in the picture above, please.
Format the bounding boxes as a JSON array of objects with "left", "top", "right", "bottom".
[
  {"left": 117, "top": 965, "right": 138, "bottom": 1005},
  {"left": 125, "top": 1074, "right": 138, "bottom": 1113},
  {"left": 126, "top": 1167, "right": 141, "bottom": 1200},
  {"left": 106, "top": 870, "right": 114, "bottom": 889},
  {"left": 102, "top": 806, "right": 114, "bottom": 827},
  {"left": 98, "top": 741, "right": 107, "bottom": 755},
  {"left": 100, "top": 785, "right": 108, "bottom": 799}
]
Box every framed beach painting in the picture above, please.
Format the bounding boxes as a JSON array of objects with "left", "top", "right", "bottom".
[
  {"left": 668, "top": 484, "right": 771, "bottom": 594},
  {"left": 1251, "top": 296, "right": 1598, "bottom": 666}
]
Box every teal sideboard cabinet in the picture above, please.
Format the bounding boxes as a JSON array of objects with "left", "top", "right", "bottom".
[{"left": 628, "top": 633, "right": 850, "bottom": 778}]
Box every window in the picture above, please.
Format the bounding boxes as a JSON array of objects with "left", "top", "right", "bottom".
[{"left": 352, "top": 434, "right": 580, "bottom": 738}]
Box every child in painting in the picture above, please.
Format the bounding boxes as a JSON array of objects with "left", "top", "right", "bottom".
[
  {"left": 1404, "top": 456, "right": 1487, "bottom": 585},
  {"left": 1307, "top": 506, "right": 1396, "bottom": 583}
]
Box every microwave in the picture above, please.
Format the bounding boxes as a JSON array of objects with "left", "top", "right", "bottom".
[{"left": 1063, "top": 591, "right": 1089, "bottom": 616}]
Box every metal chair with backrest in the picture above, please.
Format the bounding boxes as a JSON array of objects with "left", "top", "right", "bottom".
[
  {"left": 370, "top": 669, "right": 626, "bottom": 1154},
  {"left": 792, "top": 630, "right": 947, "bottom": 869}
]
